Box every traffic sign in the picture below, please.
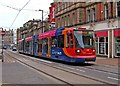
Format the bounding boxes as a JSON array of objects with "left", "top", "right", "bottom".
[{"left": 1, "top": 31, "right": 5, "bottom": 36}]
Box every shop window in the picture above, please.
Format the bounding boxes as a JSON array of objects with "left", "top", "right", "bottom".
[
  {"left": 58, "top": 35, "right": 64, "bottom": 48},
  {"left": 99, "top": 37, "right": 108, "bottom": 55},
  {"left": 115, "top": 37, "right": 120, "bottom": 56},
  {"left": 106, "top": 37, "right": 108, "bottom": 42},
  {"left": 99, "top": 37, "right": 104, "bottom": 42}
]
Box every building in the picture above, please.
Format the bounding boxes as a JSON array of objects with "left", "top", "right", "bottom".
[
  {"left": 48, "top": 3, "right": 56, "bottom": 29},
  {"left": 3, "top": 29, "right": 14, "bottom": 48},
  {"left": 17, "top": 19, "right": 49, "bottom": 44},
  {"left": 13, "top": 29, "right": 17, "bottom": 45},
  {"left": 0, "top": 29, "right": 2, "bottom": 49},
  {"left": 54, "top": 1, "right": 120, "bottom": 58}
]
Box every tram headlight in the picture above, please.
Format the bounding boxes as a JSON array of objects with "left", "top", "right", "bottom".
[
  {"left": 76, "top": 49, "right": 81, "bottom": 53},
  {"left": 93, "top": 49, "right": 96, "bottom": 52},
  {"left": 57, "top": 52, "right": 62, "bottom": 55}
]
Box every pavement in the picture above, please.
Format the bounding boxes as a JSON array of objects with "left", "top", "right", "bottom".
[{"left": 96, "top": 57, "right": 120, "bottom": 67}]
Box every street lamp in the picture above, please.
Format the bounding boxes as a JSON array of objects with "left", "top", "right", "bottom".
[
  {"left": 0, "top": 27, "right": 5, "bottom": 62},
  {"left": 38, "top": 9, "right": 44, "bottom": 33}
]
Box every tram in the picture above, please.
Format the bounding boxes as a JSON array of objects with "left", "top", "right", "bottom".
[{"left": 18, "top": 28, "right": 96, "bottom": 63}]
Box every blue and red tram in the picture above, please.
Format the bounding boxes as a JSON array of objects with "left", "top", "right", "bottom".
[
  {"left": 18, "top": 28, "right": 96, "bottom": 63},
  {"left": 18, "top": 39, "right": 24, "bottom": 53}
]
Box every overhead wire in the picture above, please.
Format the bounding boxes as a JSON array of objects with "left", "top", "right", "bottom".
[
  {"left": 9, "top": 0, "right": 31, "bottom": 29},
  {"left": 0, "top": 1, "right": 49, "bottom": 28},
  {"left": 0, "top": 3, "right": 19, "bottom": 10},
  {"left": 0, "top": 3, "right": 48, "bottom": 13}
]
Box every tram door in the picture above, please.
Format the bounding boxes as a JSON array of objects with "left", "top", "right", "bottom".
[{"left": 42, "top": 38, "right": 49, "bottom": 57}]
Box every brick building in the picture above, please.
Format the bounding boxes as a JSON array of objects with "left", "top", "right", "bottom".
[{"left": 54, "top": 1, "right": 120, "bottom": 58}]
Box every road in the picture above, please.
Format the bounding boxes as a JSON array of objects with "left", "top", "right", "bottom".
[{"left": 1, "top": 50, "right": 119, "bottom": 85}]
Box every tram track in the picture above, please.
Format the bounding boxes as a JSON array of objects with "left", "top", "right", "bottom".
[
  {"left": 5, "top": 51, "right": 118, "bottom": 85},
  {"left": 4, "top": 51, "right": 73, "bottom": 86},
  {"left": 79, "top": 65, "right": 119, "bottom": 75},
  {"left": 11, "top": 51, "right": 119, "bottom": 75}
]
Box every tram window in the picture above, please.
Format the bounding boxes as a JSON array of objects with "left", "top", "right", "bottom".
[
  {"left": 38, "top": 39, "right": 42, "bottom": 52},
  {"left": 26, "top": 41, "right": 29, "bottom": 48},
  {"left": 58, "top": 35, "right": 64, "bottom": 48},
  {"left": 67, "top": 32, "right": 73, "bottom": 48},
  {"left": 42, "top": 38, "right": 48, "bottom": 53},
  {"left": 51, "top": 36, "right": 57, "bottom": 48}
]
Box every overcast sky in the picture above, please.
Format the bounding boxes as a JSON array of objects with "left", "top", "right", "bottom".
[{"left": 0, "top": 0, "right": 53, "bottom": 30}]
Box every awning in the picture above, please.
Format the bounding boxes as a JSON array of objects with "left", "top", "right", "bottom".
[
  {"left": 95, "top": 31, "right": 108, "bottom": 37},
  {"left": 114, "top": 29, "right": 120, "bottom": 37}
]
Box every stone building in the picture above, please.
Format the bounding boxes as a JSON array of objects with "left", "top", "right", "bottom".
[
  {"left": 3, "top": 29, "right": 14, "bottom": 48},
  {"left": 54, "top": 1, "right": 120, "bottom": 58},
  {"left": 0, "top": 29, "right": 2, "bottom": 49},
  {"left": 17, "top": 19, "right": 49, "bottom": 44}
]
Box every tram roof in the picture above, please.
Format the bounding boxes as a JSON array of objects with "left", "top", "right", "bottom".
[{"left": 38, "top": 29, "right": 56, "bottom": 39}]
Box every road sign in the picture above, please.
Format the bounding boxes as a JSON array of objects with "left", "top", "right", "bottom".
[{"left": 1, "top": 31, "right": 5, "bottom": 36}]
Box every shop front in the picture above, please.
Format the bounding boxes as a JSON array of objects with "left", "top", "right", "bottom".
[
  {"left": 95, "top": 30, "right": 108, "bottom": 56},
  {"left": 114, "top": 29, "right": 120, "bottom": 57}
]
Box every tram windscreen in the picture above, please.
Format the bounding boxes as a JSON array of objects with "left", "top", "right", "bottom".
[{"left": 74, "top": 30, "right": 95, "bottom": 48}]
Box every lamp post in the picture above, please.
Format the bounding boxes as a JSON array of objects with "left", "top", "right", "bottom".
[
  {"left": 0, "top": 28, "right": 5, "bottom": 62},
  {"left": 38, "top": 9, "right": 44, "bottom": 33}
]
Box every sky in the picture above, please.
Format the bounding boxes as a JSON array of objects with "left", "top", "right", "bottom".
[{"left": 0, "top": 0, "right": 53, "bottom": 30}]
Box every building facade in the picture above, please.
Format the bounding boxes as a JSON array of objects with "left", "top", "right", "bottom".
[
  {"left": 17, "top": 19, "right": 49, "bottom": 45},
  {"left": 55, "top": 1, "right": 120, "bottom": 58},
  {"left": 3, "top": 29, "right": 14, "bottom": 48},
  {"left": 0, "top": 29, "right": 2, "bottom": 49}
]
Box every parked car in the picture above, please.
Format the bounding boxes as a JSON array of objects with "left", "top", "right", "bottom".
[
  {"left": 12, "top": 47, "right": 17, "bottom": 51},
  {"left": 3, "top": 46, "right": 7, "bottom": 49}
]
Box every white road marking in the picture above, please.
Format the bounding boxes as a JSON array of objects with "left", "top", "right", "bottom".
[
  {"left": 59, "top": 64, "right": 85, "bottom": 72},
  {"left": 107, "top": 77, "right": 118, "bottom": 81},
  {"left": 12, "top": 61, "right": 16, "bottom": 63},
  {"left": 76, "top": 69, "right": 85, "bottom": 72},
  {"left": 64, "top": 66, "right": 75, "bottom": 70},
  {"left": 28, "top": 57, "right": 52, "bottom": 64},
  {"left": 22, "top": 58, "right": 28, "bottom": 61},
  {"left": 39, "top": 59, "right": 52, "bottom": 64},
  {"left": 80, "top": 67, "right": 118, "bottom": 76}
]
